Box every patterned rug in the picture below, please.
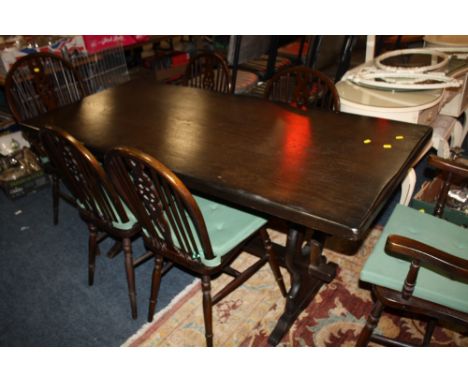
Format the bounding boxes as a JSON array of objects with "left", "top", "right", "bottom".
[{"left": 123, "top": 228, "right": 467, "bottom": 347}]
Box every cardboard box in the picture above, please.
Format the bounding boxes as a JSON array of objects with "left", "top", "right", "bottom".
[
  {"left": 0, "top": 133, "right": 48, "bottom": 199},
  {"left": 0, "top": 169, "right": 49, "bottom": 199},
  {"left": 411, "top": 176, "right": 468, "bottom": 227}
]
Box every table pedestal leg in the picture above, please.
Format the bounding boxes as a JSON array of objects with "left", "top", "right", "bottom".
[{"left": 268, "top": 226, "right": 337, "bottom": 346}]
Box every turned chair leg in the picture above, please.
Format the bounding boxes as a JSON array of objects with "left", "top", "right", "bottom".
[
  {"left": 260, "top": 229, "right": 287, "bottom": 297},
  {"left": 201, "top": 275, "right": 213, "bottom": 347},
  {"left": 356, "top": 299, "right": 385, "bottom": 346},
  {"left": 422, "top": 318, "right": 437, "bottom": 346},
  {"left": 123, "top": 237, "right": 137, "bottom": 319},
  {"left": 52, "top": 174, "right": 60, "bottom": 225},
  {"left": 88, "top": 224, "right": 98, "bottom": 286},
  {"left": 148, "top": 254, "right": 164, "bottom": 322}
]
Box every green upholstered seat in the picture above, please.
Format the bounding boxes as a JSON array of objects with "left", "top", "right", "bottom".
[
  {"left": 193, "top": 195, "right": 266, "bottom": 267},
  {"left": 143, "top": 195, "right": 266, "bottom": 268},
  {"left": 360, "top": 204, "right": 468, "bottom": 313}
]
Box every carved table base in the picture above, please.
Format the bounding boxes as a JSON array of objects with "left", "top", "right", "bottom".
[{"left": 268, "top": 226, "right": 337, "bottom": 346}]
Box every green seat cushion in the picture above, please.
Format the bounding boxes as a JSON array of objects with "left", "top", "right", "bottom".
[
  {"left": 361, "top": 204, "right": 468, "bottom": 313},
  {"left": 143, "top": 195, "right": 266, "bottom": 268},
  {"left": 77, "top": 193, "right": 138, "bottom": 231},
  {"left": 194, "top": 196, "right": 266, "bottom": 267}
]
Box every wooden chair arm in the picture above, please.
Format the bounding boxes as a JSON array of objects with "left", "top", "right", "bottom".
[
  {"left": 385, "top": 234, "right": 468, "bottom": 282},
  {"left": 428, "top": 155, "right": 468, "bottom": 179}
]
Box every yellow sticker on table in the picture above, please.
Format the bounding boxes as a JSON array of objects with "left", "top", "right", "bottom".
[
  {"left": 395, "top": 135, "right": 404, "bottom": 140},
  {"left": 363, "top": 139, "right": 371, "bottom": 144},
  {"left": 383, "top": 144, "right": 392, "bottom": 149}
]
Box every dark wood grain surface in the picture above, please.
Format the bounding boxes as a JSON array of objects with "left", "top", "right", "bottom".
[{"left": 23, "top": 78, "right": 432, "bottom": 239}]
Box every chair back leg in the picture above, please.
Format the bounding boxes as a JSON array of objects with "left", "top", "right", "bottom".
[
  {"left": 88, "top": 224, "right": 98, "bottom": 286},
  {"left": 356, "top": 299, "right": 384, "bottom": 346},
  {"left": 52, "top": 174, "right": 60, "bottom": 225},
  {"left": 202, "top": 275, "right": 214, "bottom": 347},
  {"left": 422, "top": 318, "right": 437, "bottom": 346},
  {"left": 123, "top": 237, "right": 137, "bottom": 319},
  {"left": 148, "top": 254, "right": 164, "bottom": 322}
]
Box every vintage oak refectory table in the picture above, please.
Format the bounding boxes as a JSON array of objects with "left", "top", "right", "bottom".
[{"left": 22, "top": 78, "right": 432, "bottom": 345}]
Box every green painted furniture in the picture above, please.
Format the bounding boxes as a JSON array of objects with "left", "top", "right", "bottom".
[
  {"left": 105, "top": 146, "right": 287, "bottom": 346},
  {"left": 357, "top": 155, "right": 468, "bottom": 346}
]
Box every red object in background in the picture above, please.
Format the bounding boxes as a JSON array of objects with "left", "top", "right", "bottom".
[
  {"left": 171, "top": 52, "right": 190, "bottom": 66},
  {"left": 82, "top": 35, "right": 150, "bottom": 54}
]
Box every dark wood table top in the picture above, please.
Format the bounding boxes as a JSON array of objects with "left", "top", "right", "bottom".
[{"left": 23, "top": 78, "right": 432, "bottom": 240}]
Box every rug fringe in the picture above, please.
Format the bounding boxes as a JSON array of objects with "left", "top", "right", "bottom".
[{"left": 121, "top": 278, "right": 201, "bottom": 347}]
